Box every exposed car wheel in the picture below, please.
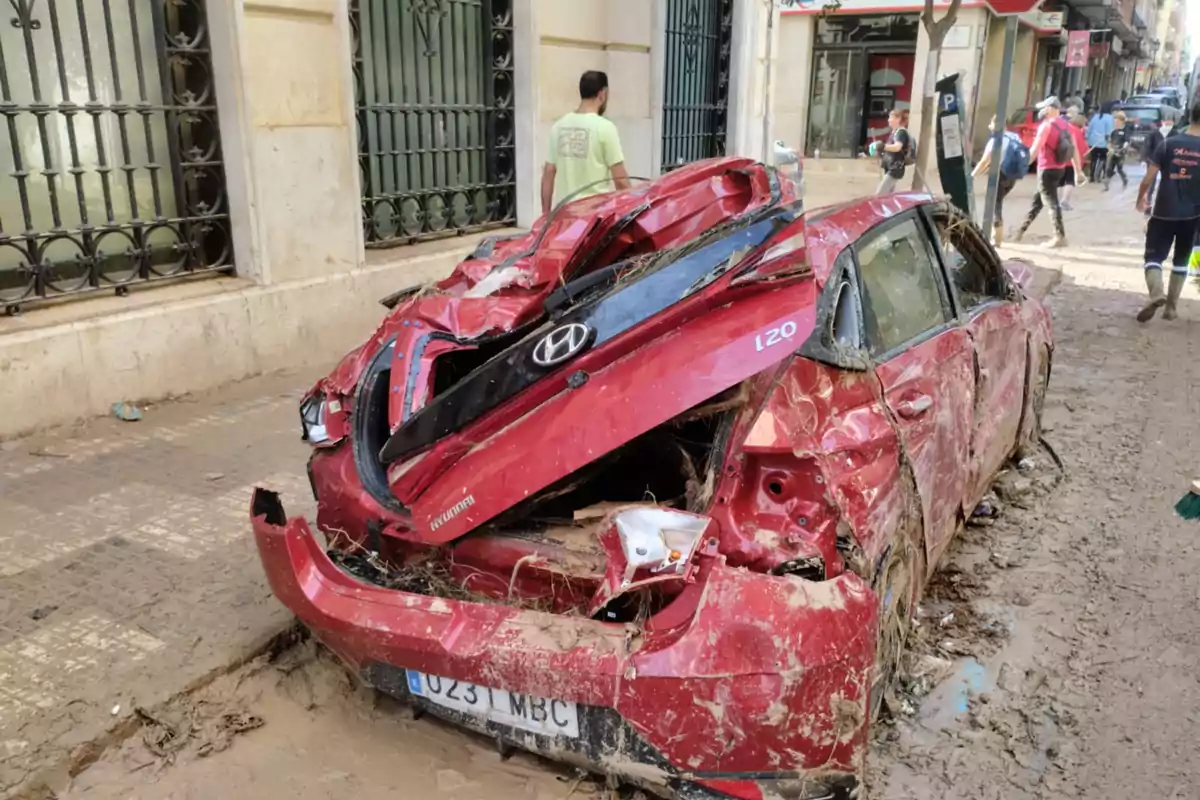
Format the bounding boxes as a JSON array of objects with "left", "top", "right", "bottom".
[{"left": 869, "top": 535, "right": 919, "bottom": 723}]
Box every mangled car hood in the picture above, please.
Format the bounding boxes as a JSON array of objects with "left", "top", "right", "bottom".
[{"left": 317, "top": 158, "right": 810, "bottom": 543}]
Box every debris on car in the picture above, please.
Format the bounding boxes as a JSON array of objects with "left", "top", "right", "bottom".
[{"left": 252, "top": 156, "right": 1053, "bottom": 800}]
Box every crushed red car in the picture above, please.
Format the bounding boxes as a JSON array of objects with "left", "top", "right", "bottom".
[{"left": 250, "top": 157, "right": 1052, "bottom": 800}]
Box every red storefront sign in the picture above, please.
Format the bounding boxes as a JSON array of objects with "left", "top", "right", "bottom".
[
  {"left": 982, "top": 0, "right": 1040, "bottom": 14},
  {"left": 1066, "top": 30, "right": 1091, "bottom": 67}
]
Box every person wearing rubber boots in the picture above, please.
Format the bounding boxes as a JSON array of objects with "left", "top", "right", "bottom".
[{"left": 1135, "top": 103, "right": 1200, "bottom": 322}]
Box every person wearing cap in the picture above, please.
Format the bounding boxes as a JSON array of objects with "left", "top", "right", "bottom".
[
  {"left": 1134, "top": 102, "right": 1200, "bottom": 322},
  {"left": 1013, "top": 96, "right": 1084, "bottom": 248}
]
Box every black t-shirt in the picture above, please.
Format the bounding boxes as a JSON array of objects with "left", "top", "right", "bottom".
[
  {"left": 1150, "top": 132, "right": 1200, "bottom": 220},
  {"left": 881, "top": 128, "right": 911, "bottom": 178},
  {"left": 1109, "top": 127, "right": 1129, "bottom": 151},
  {"left": 1142, "top": 128, "right": 1164, "bottom": 161}
]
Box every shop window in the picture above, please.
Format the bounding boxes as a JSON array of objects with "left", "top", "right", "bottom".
[
  {"left": 816, "top": 14, "right": 919, "bottom": 45},
  {"left": 857, "top": 219, "right": 949, "bottom": 355}
]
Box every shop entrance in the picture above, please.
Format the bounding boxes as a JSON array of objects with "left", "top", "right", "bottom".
[{"left": 805, "top": 14, "right": 919, "bottom": 158}]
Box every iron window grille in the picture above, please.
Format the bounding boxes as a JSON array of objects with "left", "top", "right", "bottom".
[
  {"left": 0, "top": 0, "right": 232, "bottom": 314},
  {"left": 661, "top": 0, "right": 733, "bottom": 171},
  {"left": 352, "top": 0, "right": 516, "bottom": 247}
]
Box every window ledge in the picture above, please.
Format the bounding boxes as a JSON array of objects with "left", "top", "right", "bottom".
[{"left": 363, "top": 227, "right": 525, "bottom": 272}]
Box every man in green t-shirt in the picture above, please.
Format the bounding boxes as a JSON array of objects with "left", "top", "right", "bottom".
[{"left": 541, "top": 71, "right": 631, "bottom": 214}]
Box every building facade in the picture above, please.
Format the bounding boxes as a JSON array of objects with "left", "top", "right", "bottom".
[
  {"left": 0, "top": 0, "right": 781, "bottom": 439},
  {"left": 776, "top": 0, "right": 993, "bottom": 161},
  {"left": 775, "top": 0, "right": 1157, "bottom": 163},
  {"left": 0, "top": 0, "right": 1189, "bottom": 439}
]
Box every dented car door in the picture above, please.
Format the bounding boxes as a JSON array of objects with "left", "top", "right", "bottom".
[
  {"left": 855, "top": 215, "right": 975, "bottom": 570},
  {"left": 929, "top": 210, "right": 1029, "bottom": 507}
]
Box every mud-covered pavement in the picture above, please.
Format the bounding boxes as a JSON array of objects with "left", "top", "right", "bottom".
[
  {"left": 61, "top": 639, "right": 585, "bottom": 800},
  {"left": 37, "top": 178, "right": 1200, "bottom": 800}
]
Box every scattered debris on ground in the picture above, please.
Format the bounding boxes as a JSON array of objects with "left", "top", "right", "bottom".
[{"left": 111, "top": 402, "right": 144, "bottom": 422}]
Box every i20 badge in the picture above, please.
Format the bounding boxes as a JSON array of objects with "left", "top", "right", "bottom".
[{"left": 531, "top": 323, "right": 594, "bottom": 368}]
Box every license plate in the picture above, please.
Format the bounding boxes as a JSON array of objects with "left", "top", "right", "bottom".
[{"left": 405, "top": 670, "right": 580, "bottom": 738}]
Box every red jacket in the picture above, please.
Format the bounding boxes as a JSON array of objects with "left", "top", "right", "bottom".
[{"left": 1068, "top": 123, "right": 1088, "bottom": 167}]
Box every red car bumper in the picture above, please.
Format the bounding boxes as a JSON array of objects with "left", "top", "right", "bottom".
[{"left": 252, "top": 489, "right": 875, "bottom": 800}]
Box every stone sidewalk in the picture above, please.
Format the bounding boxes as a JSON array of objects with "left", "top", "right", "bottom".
[
  {"left": 0, "top": 170, "right": 1141, "bottom": 798},
  {"left": 0, "top": 371, "right": 318, "bottom": 797}
]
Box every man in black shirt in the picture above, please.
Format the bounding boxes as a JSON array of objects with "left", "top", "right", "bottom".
[
  {"left": 1135, "top": 102, "right": 1200, "bottom": 321},
  {"left": 875, "top": 109, "right": 911, "bottom": 194}
]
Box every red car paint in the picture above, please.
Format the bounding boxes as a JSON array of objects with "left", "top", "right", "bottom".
[
  {"left": 1007, "top": 106, "right": 1038, "bottom": 150},
  {"left": 252, "top": 161, "right": 1053, "bottom": 800}
]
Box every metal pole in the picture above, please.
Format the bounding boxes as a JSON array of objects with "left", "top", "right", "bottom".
[
  {"left": 981, "top": 14, "right": 1019, "bottom": 237},
  {"left": 761, "top": 0, "right": 776, "bottom": 160}
]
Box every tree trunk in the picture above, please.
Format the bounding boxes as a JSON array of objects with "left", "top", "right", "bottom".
[{"left": 910, "top": 0, "right": 963, "bottom": 192}]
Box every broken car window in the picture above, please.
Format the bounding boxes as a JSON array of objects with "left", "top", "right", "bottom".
[
  {"left": 933, "top": 215, "right": 1006, "bottom": 310},
  {"left": 827, "top": 249, "right": 862, "bottom": 351},
  {"left": 833, "top": 280, "right": 861, "bottom": 350},
  {"left": 857, "top": 218, "right": 948, "bottom": 355}
]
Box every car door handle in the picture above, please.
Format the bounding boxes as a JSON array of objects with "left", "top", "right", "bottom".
[{"left": 896, "top": 395, "right": 933, "bottom": 419}]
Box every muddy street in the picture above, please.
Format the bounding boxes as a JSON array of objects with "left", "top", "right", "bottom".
[
  {"left": 22, "top": 182, "right": 1200, "bottom": 800},
  {"left": 60, "top": 640, "right": 586, "bottom": 800},
  {"left": 875, "top": 188, "right": 1200, "bottom": 799}
]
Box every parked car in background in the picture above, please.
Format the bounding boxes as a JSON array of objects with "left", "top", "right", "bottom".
[
  {"left": 1007, "top": 105, "right": 1039, "bottom": 149},
  {"left": 250, "top": 160, "right": 1053, "bottom": 800},
  {"left": 1149, "top": 86, "right": 1183, "bottom": 108},
  {"left": 1126, "top": 94, "right": 1180, "bottom": 116},
  {"left": 1122, "top": 104, "right": 1176, "bottom": 154}
]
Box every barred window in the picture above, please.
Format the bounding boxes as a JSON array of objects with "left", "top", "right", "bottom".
[
  {"left": 0, "top": 0, "right": 231, "bottom": 312},
  {"left": 353, "top": 0, "right": 516, "bottom": 246}
]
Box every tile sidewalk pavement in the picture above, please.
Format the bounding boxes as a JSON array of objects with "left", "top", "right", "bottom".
[
  {"left": 0, "top": 371, "right": 318, "bottom": 796},
  {"left": 1, "top": 169, "right": 1132, "bottom": 796}
]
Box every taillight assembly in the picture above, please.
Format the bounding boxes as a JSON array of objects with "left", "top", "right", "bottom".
[{"left": 299, "top": 391, "right": 345, "bottom": 447}]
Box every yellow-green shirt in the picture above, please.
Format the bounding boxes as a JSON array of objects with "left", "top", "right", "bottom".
[{"left": 546, "top": 112, "right": 625, "bottom": 205}]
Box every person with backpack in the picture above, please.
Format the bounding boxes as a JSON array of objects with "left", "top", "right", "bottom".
[
  {"left": 971, "top": 115, "right": 1029, "bottom": 245},
  {"left": 1013, "top": 96, "right": 1084, "bottom": 249},
  {"left": 873, "top": 109, "right": 912, "bottom": 194}
]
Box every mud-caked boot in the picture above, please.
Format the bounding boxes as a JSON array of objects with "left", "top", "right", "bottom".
[
  {"left": 1043, "top": 234, "right": 1068, "bottom": 249},
  {"left": 1163, "top": 271, "right": 1187, "bottom": 320},
  {"left": 1137, "top": 268, "right": 1167, "bottom": 322}
]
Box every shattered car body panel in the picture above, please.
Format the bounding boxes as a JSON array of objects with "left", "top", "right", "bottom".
[
  {"left": 255, "top": 160, "right": 1053, "bottom": 800},
  {"left": 253, "top": 499, "right": 873, "bottom": 788}
]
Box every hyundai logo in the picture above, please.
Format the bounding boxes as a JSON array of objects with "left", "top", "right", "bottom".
[{"left": 531, "top": 323, "right": 593, "bottom": 368}]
